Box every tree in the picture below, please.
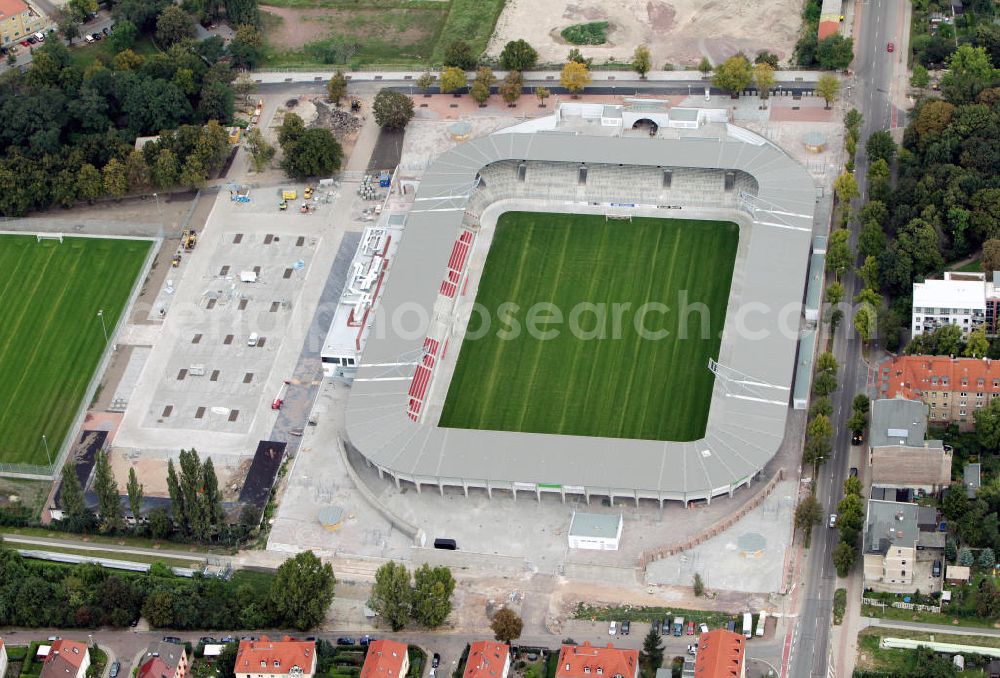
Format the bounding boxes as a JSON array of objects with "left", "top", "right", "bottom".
[
  {"left": 202, "top": 457, "right": 223, "bottom": 529},
  {"left": 816, "top": 35, "right": 854, "bottom": 70},
  {"left": 443, "top": 39, "right": 477, "bottom": 70},
  {"left": 857, "top": 255, "right": 879, "bottom": 290},
  {"left": 795, "top": 494, "right": 823, "bottom": 532},
  {"left": 975, "top": 398, "right": 1000, "bottom": 452},
  {"left": 854, "top": 304, "right": 877, "bottom": 344},
  {"left": 270, "top": 551, "right": 336, "bottom": 630},
  {"left": 847, "top": 410, "right": 867, "bottom": 435},
  {"left": 68, "top": 0, "right": 97, "bottom": 21},
  {"left": 229, "top": 24, "right": 264, "bottom": 69},
  {"left": 712, "top": 55, "right": 753, "bottom": 96},
  {"left": 535, "top": 86, "right": 550, "bottom": 107},
  {"left": 142, "top": 590, "right": 176, "bottom": 628},
  {"left": 946, "top": 537, "right": 958, "bottom": 564},
  {"left": 470, "top": 80, "right": 490, "bottom": 106},
  {"left": 692, "top": 572, "right": 704, "bottom": 597},
  {"left": 178, "top": 449, "right": 207, "bottom": 539},
  {"left": 911, "top": 64, "right": 930, "bottom": 88},
  {"left": 439, "top": 67, "right": 467, "bottom": 95},
  {"left": 632, "top": 44, "right": 652, "bottom": 78},
  {"left": 754, "top": 62, "right": 775, "bottom": 102},
  {"left": 959, "top": 546, "right": 975, "bottom": 567},
  {"left": 148, "top": 507, "right": 172, "bottom": 539},
  {"left": 102, "top": 158, "right": 128, "bottom": 199},
  {"left": 697, "top": 56, "right": 712, "bottom": 77},
  {"left": 852, "top": 394, "right": 870, "bottom": 414},
  {"left": 809, "top": 397, "right": 833, "bottom": 419},
  {"left": 60, "top": 461, "right": 87, "bottom": 520},
  {"left": 826, "top": 228, "right": 854, "bottom": 276},
  {"left": 165, "top": 459, "right": 185, "bottom": 529},
  {"left": 807, "top": 414, "right": 833, "bottom": 447},
  {"left": 499, "top": 71, "right": 523, "bottom": 106},
  {"left": 156, "top": 6, "right": 196, "bottom": 48},
  {"left": 372, "top": 89, "right": 415, "bottom": 130},
  {"left": 245, "top": 128, "right": 275, "bottom": 172},
  {"left": 369, "top": 562, "right": 412, "bottom": 631},
  {"left": 832, "top": 541, "right": 855, "bottom": 577},
  {"left": 199, "top": 81, "right": 235, "bottom": 124},
  {"left": 942, "top": 44, "right": 996, "bottom": 103},
  {"left": 981, "top": 547, "right": 996, "bottom": 569},
  {"left": 943, "top": 484, "right": 970, "bottom": 522},
  {"left": 834, "top": 171, "right": 859, "bottom": 204},
  {"left": 126, "top": 467, "right": 144, "bottom": 522},
  {"left": 965, "top": 326, "right": 990, "bottom": 358},
  {"left": 843, "top": 476, "right": 862, "bottom": 498},
  {"left": 567, "top": 48, "right": 592, "bottom": 67},
  {"left": 490, "top": 607, "right": 523, "bottom": 643},
  {"left": 755, "top": 50, "right": 779, "bottom": 68},
  {"left": 281, "top": 128, "right": 342, "bottom": 180},
  {"left": 56, "top": 9, "right": 81, "bottom": 45},
  {"left": 858, "top": 220, "right": 886, "bottom": 260},
  {"left": 151, "top": 149, "right": 179, "bottom": 189},
  {"left": 108, "top": 19, "right": 138, "bottom": 53},
  {"left": 813, "top": 370, "right": 838, "bottom": 397},
  {"left": 816, "top": 73, "right": 841, "bottom": 109},
  {"left": 277, "top": 112, "right": 306, "bottom": 146},
  {"left": 982, "top": 239, "right": 1000, "bottom": 275},
  {"left": 179, "top": 154, "right": 206, "bottom": 189},
  {"left": 93, "top": 451, "right": 123, "bottom": 532},
  {"left": 825, "top": 281, "right": 845, "bottom": 306},
  {"left": 416, "top": 71, "right": 435, "bottom": 93},
  {"left": 640, "top": 626, "right": 664, "bottom": 672},
  {"left": 113, "top": 49, "right": 145, "bottom": 72},
  {"left": 560, "top": 61, "right": 591, "bottom": 97},
  {"left": 326, "top": 70, "right": 348, "bottom": 104},
  {"left": 499, "top": 39, "right": 538, "bottom": 71},
  {"left": 411, "top": 564, "right": 455, "bottom": 628},
  {"left": 866, "top": 131, "right": 895, "bottom": 166},
  {"left": 76, "top": 163, "right": 103, "bottom": 203}
]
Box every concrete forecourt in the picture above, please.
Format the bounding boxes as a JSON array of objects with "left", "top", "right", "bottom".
[{"left": 345, "top": 128, "right": 816, "bottom": 507}]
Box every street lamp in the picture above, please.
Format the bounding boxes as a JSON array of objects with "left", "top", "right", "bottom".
[
  {"left": 41, "top": 434, "right": 51, "bottom": 467},
  {"left": 97, "top": 309, "right": 109, "bottom": 344}
]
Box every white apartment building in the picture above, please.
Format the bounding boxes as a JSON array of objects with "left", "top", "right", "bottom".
[{"left": 912, "top": 272, "right": 987, "bottom": 337}]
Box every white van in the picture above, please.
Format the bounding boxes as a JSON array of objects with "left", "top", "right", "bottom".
[
  {"left": 756, "top": 611, "right": 767, "bottom": 637},
  {"left": 742, "top": 612, "right": 753, "bottom": 639},
  {"left": 34, "top": 32, "right": 45, "bottom": 42},
  {"left": 247, "top": 332, "right": 259, "bottom": 346},
  {"left": 84, "top": 34, "right": 95, "bottom": 44}
]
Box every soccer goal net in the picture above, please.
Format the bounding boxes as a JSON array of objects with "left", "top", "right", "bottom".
[{"left": 36, "top": 233, "right": 64, "bottom": 243}]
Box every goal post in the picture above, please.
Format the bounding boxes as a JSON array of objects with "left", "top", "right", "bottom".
[
  {"left": 605, "top": 206, "right": 633, "bottom": 221},
  {"left": 36, "top": 233, "right": 64, "bottom": 243}
]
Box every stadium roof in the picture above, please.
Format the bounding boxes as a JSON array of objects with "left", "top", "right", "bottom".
[{"left": 345, "top": 128, "right": 816, "bottom": 500}]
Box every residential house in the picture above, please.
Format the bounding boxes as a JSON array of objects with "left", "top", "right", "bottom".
[
  {"left": 462, "top": 642, "right": 509, "bottom": 678},
  {"left": 965, "top": 463, "right": 981, "bottom": 498},
  {"left": 0, "top": 0, "right": 47, "bottom": 47},
  {"left": 556, "top": 643, "right": 639, "bottom": 678},
  {"left": 862, "top": 499, "right": 945, "bottom": 593},
  {"left": 1, "top": 637, "right": 8, "bottom": 678},
  {"left": 40, "top": 640, "right": 90, "bottom": 678},
  {"left": 868, "top": 398, "right": 951, "bottom": 491},
  {"left": 876, "top": 355, "right": 1000, "bottom": 430},
  {"left": 360, "top": 641, "right": 409, "bottom": 678},
  {"left": 138, "top": 642, "right": 190, "bottom": 678},
  {"left": 693, "top": 630, "right": 745, "bottom": 678},
  {"left": 235, "top": 637, "right": 316, "bottom": 678},
  {"left": 912, "top": 271, "right": 987, "bottom": 337}
]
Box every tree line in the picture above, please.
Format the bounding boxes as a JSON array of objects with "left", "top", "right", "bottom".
[
  {"left": 0, "top": 542, "right": 335, "bottom": 630},
  {"left": 0, "top": 0, "right": 267, "bottom": 216}
]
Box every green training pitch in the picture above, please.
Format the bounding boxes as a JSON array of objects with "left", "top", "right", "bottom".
[
  {"left": 439, "top": 212, "right": 739, "bottom": 442},
  {"left": 0, "top": 236, "right": 151, "bottom": 466}
]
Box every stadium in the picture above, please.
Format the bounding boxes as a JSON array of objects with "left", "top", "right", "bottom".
[{"left": 343, "top": 108, "right": 817, "bottom": 507}]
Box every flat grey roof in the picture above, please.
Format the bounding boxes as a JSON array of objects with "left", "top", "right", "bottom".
[
  {"left": 805, "top": 252, "right": 825, "bottom": 312},
  {"left": 865, "top": 499, "right": 919, "bottom": 555},
  {"left": 870, "top": 398, "right": 928, "bottom": 448},
  {"left": 569, "top": 512, "right": 622, "bottom": 539},
  {"left": 793, "top": 329, "right": 818, "bottom": 404},
  {"left": 965, "top": 463, "right": 981, "bottom": 497},
  {"left": 345, "top": 129, "right": 816, "bottom": 497}
]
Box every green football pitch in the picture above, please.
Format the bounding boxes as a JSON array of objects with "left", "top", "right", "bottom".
[
  {"left": 439, "top": 212, "right": 739, "bottom": 441},
  {"left": 0, "top": 235, "right": 151, "bottom": 466}
]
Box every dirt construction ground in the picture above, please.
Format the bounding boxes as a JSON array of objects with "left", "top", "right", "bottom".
[{"left": 487, "top": 0, "right": 803, "bottom": 68}]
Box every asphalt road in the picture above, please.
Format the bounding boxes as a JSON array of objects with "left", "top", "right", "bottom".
[{"left": 788, "top": 2, "right": 907, "bottom": 677}]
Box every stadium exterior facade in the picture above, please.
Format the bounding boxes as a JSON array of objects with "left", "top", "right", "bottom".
[{"left": 344, "top": 122, "right": 817, "bottom": 507}]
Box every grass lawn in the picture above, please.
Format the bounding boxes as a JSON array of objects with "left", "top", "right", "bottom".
[
  {"left": 440, "top": 212, "right": 737, "bottom": 442},
  {"left": 0, "top": 477, "right": 51, "bottom": 515},
  {"left": 69, "top": 35, "right": 158, "bottom": 68},
  {"left": 14, "top": 543, "right": 200, "bottom": 568},
  {"left": 949, "top": 257, "right": 983, "bottom": 273},
  {"left": 574, "top": 602, "right": 738, "bottom": 630},
  {"left": 0, "top": 526, "right": 237, "bottom": 554},
  {"left": 857, "top": 628, "right": 1000, "bottom": 676},
  {"left": 261, "top": 0, "right": 504, "bottom": 67},
  {"left": 0, "top": 235, "right": 150, "bottom": 465}
]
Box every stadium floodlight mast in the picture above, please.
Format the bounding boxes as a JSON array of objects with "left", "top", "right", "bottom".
[
  {"left": 41, "top": 434, "right": 51, "bottom": 467},
  {"left": 97, "top": 309, "right": 109, "bottom": 344}
]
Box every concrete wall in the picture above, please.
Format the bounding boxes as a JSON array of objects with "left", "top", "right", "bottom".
[{"left": 410, "top": 546, "right": 526, "bottom": 574}]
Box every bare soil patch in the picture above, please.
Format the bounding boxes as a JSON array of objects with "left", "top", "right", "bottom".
[{"left": 488, "top": 0, "right": 802, "bottom": 68}]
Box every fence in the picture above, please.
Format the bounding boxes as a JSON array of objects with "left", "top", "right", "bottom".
[
  {"left": 862, "top": 597, "right": 942, "bottom": 613},
  {"left": 0, "top": 461, "right": 53, "bottom": 477}
]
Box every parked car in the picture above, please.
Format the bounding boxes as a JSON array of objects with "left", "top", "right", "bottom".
[
  {"left": 933, "top": 560, "right": 942, "bottom": 577},
  {"left": 652, "top": 620, "right": 660, "bottom": 635},
  {"left": 360, "top": 636, "right": 373, "bottom": 647},
  {"left": 163, "top": 637, "right": 182, "bottom": 644},
  {"left": 621, "top": 620, "right": 630, "bottom": 636},
  {"left": 91, "top": 32, "right": 102, "bottom": 40},
  {"left": 850, "top": 467, "right": 858, "bottom": 478},
  {"left": 699, "top": 623, "right": 709, "bottom": 634},
  {"left": 432, "top": 654, "right": 440, "bottom": 669},
  {"left": 102, "top": 26, "right": 110, "bottom": 34},
  {"left": 48, "top": 636, "right": 61, "bottom": 641},
  {"left": 686, "top": 645, "right": 697, "bottom": 656},
  {"left": 429, "top": 671, "right": 435, "bottom": 678},
  {"left": 221, "top": 636, "right": 236, "bottom": 644},
  {"left": 200, "top": 637, "right": 217, "bottom": 645},
  {"left": 20, "top": 40, "right": 30, "bottom": 47},
  {"left": 829, "top": 513, "right": 838, "bottom": 528},
  {"left": 240, "top": 636, "right": 256, "bottom": 642},
  {"left": 110, "top": 663, "right": 120, "bottom": 678},
  {"left": 26, "top": 36, "right": 36, "bottom": 44},
  {"left": 686, "top": 621, "right": 695, "bottom": 636},
  {"left": 851, "top": 432, "right": 863, "bottom": 445},
  {"left": 726, "top": 621, "right": 736, "bottom": 633},
  {"left": 661, "top": 617, "right": 670, "bottom": 636},
  {"left": 608, "top": 621, "right": 617, "bottom": 636},
  {"left": 336, "top": 638, "right": 354, "bottom": 646}
]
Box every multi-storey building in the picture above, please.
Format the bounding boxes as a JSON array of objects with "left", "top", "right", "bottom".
[
  {"left": 912, "top": 272, "right": 987, "bottom": 337},
  {"left": 0, "top": 0, "right": 47, "bottom": 47}
]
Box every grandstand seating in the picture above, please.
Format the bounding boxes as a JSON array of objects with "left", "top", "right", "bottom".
[
  {"left": 407, "top": 337, "right": 441, "bottom": 421},
  {"left": 439, "top": 230, "right": 475, "bottom": 298}
]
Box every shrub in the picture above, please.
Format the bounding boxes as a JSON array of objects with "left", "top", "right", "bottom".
[{"left": 560, "top": 22, "right": 609, "bottom": 45}]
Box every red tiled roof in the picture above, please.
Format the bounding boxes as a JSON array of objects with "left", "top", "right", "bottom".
[
  {"left": 360, "top": 640, "right": 408, "bottom": 678},
  {"left": 0, "top": 0, "right": 29, "bottom": 20},
  {"left": 40, "top": 640, "right": 89, "bottom": 678},
  {"left": 139, "top": 657, "right": 173, "bottom": 678},
  {"left": 463, "top": 642, "right": 508, "bottom": 678},
  {"left": 693, "top": 630, "right": 744, "bottom": 678},
  {"left": 236, "top": 636, "right": 316, "bottom": 676},
  {"left": 878, "top": 355, "right": 1000, "bottom": 400},
  {"left": 555, "top": 643, "right": 637, "bottom": 678}
]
